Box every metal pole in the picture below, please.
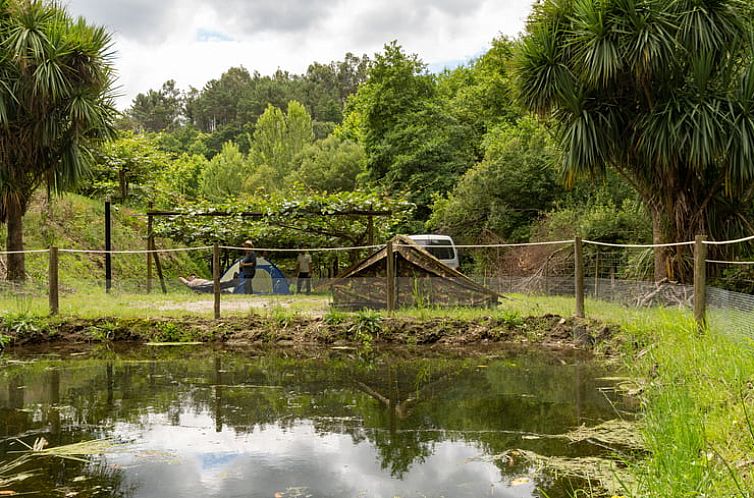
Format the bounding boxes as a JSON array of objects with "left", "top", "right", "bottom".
[
  {"left": 694, "top": 235, "right": 707, "bottom": 332},
  {"left": 105, "top": 197, "right": 112, "bottom": 293},
  {"left": 49, "top": 246, "right": 59, "bottom": 316},
  {"left": 574, "top": 237, "right": 585, "bottom": 318},
  {"left": 213, "top": 243, "right": 221, "bottom": 320}
]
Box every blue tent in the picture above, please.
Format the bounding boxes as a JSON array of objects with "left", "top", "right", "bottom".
[{"left": 220, "top": 256, "right": 290, "bottom": 295}]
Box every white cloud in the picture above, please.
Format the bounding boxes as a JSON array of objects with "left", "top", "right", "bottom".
[
  {"left": 65, "top": 0, "right": 535, "bottom": 108},
  {"left": 109, "top": 414, "right": 513, "bottom": 496}
]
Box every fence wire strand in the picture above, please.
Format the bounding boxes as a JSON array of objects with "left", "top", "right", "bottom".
[{"left": 0, "top": 236, "right": 752, "bottom": 336}]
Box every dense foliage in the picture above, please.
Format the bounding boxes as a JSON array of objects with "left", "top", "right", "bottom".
[
  {"left": 516, "top": 0, "right": 754, "bottom": 280},
  {"left": 152, "top": 192, "right": 413, "bottom": 254},
  {"left": 72, "top": 35, "right": 654, "bottom": 277},
  {"left": 429, "top": 118, "right": 559, "bottom": 243},
  {"left": 0, "top": 0, "right": 117, "bottom": 280}
]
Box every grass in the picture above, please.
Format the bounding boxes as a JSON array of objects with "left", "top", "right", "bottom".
[
  {"left": 0, "top": 286, "right": 331, "bottom": 319},
  {"left": 619, "top": 320, "right": 754, "bottom": 497}
]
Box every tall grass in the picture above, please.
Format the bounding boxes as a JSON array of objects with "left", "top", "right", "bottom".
[{"left": 626, "top": 318, "right": 754, "bottom": 496}]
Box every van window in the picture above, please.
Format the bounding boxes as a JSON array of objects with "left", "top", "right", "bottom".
[{"left": 425, "top": 239, "right": 455, "bottom": 260}]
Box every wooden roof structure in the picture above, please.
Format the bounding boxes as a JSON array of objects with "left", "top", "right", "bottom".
[{"left": 330, "top": 235, "right": 501, "bottom": 310}]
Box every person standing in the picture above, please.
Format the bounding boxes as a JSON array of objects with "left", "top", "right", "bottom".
[
  {"left": 239, "top": 240, "right": 257, "bottom": 294},
  {"left": 296, "top": 249, "right": 313, "bottom": 294}
]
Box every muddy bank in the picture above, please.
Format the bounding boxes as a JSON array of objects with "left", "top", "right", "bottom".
[{"left": 0, "top": 313, "right": 619, "bottom": 352}]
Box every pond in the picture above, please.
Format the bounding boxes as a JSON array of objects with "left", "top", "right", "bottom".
[{"left": 0, "top": 345, "right": 630, "bottom": 498}]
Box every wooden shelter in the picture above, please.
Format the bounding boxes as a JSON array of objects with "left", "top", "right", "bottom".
[{"left": 330, "top": 235, "right": 501, "bottom": 310}]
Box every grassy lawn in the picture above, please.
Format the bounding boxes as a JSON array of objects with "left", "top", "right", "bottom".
[{"left": 0, "top": 287, "right": 332, "bottom": 319}]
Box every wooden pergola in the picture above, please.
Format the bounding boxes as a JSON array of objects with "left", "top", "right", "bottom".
[{"left": 143, "top": 208, "right": 393, "bottom": 294}]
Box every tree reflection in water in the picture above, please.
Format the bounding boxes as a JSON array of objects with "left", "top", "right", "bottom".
[{"left": 0, "top": 346, "right": 629, "bottom": 498}]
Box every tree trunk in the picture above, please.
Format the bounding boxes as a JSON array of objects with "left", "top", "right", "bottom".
[
  {"left": 119, "top": 169, "right": 127, "bottom": 201},
  {"left": 651, "top": 205, "right": 669, "bottom": 282},
  {"left": 6, "top": 198, "right": 25, "bottom": 282}
]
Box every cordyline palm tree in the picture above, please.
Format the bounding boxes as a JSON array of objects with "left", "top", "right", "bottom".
[
  {"left": 0, "top": 0, "right": 116, "bottom": 281},
  {"left": 516, "top": 0, "right": 754, "bottom": 281}
]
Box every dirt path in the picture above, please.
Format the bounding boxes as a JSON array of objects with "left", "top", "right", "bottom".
[{"left": 155, "top": 295, "right": 331, "bottom": 315}]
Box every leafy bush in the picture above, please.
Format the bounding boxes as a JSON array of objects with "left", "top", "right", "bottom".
[
  {"left": 86, "top": 320, "right": 119, "bottom": 342},
  {"left": 323, "top": 308, "right": 347, "bottom": 325},
  {"left": 2, "top": 314, "right": 45, "bottom": 337},
  {"left": 152, "top": 322, "right": 193, "bottom": 343}
]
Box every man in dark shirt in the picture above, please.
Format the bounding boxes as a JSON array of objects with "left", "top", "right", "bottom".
[{"left": 239, "top": 240, "right": 257, "bottom": 294}]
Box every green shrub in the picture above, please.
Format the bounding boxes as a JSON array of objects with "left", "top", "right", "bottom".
[
  {"left": 323, "top": 308, "right": 347, "bottom": 325},
  {"left": 2, "top": 314, "right": 46, "bottom": 338},
  {"left": 497, "top": 309, "right": 524, "bottom": 327},
  {"left": 152, "top": 322, "right": 192, "bottom": 342},
  {"left": 86, "top": 320, "right": 119, "bottom": 342},
  {"left": 353, "top": 310, "right": 383, "bottom": 336}
]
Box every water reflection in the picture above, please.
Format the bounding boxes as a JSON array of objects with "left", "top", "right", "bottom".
[{"left": 0, "top": 346, "right": 628, "bottom": 497}]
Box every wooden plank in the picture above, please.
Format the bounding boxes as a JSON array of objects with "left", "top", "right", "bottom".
[
  {"left": 367, "top": 215, "right": 375, "bottom": 246},
  {"left": 147, "top": 203, "right": 153, "bottom": 294},
  {"left": 151, "top": 238, "right": 168, "bottom": 294},
  {"left": 105, "top": 198, "right": 112, "bottom": 293}
]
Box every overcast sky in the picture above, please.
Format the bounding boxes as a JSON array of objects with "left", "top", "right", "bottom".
[{"left": 65, "top": 0, "right": 535, "bottom": 109}]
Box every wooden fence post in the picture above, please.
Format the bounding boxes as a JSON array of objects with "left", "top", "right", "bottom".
[
  {"left": 574, "top": 237, "right": 585, "bottom": 318},
  {"left": 367, "top": 215, "right": 375, "bottom": 247},
  {"left": 151, "top": 238, "right": 168, "bottom": 295},
  {"left": 104, "top": 197, "right": 112, "bottom": 293},
  {"left": 147, "top": 202, "right": 153, "bottom": 294},
  {"left": 49, "top": 246, "right": 59, "bottom": 316},
  {"left": 694, "top": 235, "right": 707, "bottom": 332},
  {"left": 386, "top": 240, "right": 396, "bottom": 311},
  {"left": 213, "top": 243, "right": 221, "bottom": 320}
]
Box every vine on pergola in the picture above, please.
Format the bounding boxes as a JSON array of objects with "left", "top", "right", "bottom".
[{"left": 152, "top": 191, "right": 414, "bottom": 251}]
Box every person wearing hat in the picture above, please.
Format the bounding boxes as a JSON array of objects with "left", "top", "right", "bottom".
[{"left": 239, "top": 240, "right": 257, "bottom": 294}]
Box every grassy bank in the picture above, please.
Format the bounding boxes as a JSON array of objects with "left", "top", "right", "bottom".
[
  {"left": 619, "top": 318, "right": 754, "bottom": 497},
  {"left": 0, "top": 308, "right": 616, "bottom": 352}
]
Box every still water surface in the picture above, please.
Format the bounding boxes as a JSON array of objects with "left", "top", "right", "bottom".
[{"left": 0, "top": 345, "right": 627, "bottom": 498}]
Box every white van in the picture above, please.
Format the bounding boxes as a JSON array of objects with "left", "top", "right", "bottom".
[{"left": 408, "top": 234, "right": 460, "bottom": 270}]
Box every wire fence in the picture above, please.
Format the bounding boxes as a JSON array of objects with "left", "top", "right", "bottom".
[{"left": 0, "top": 236, "right": 752, "bottom": 336}]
